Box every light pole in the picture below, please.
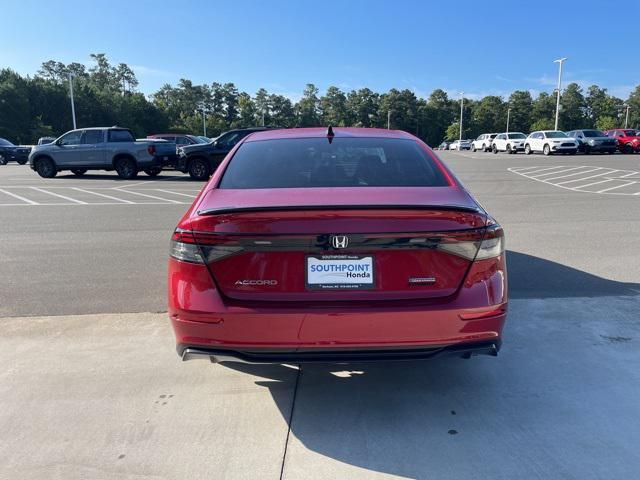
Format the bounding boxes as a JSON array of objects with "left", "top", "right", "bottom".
[
  {"left": 506, "top": 107, "right": 511, "bottom": 133},
  {"left": 624, "top": 104, "right": 630, "bottom": 129},
  {"left": 387, "top": 110, "right": 391, "bottom": 130},
  {"left": 68, "top": 73, "right": 77, "bottom": 129},
  {"left": 459, "top": 92, "right": 464, "bottom": 142},
  {"left": 199, "top": 102, "right": 207, "bottom": 137},
  {"left": 553, "top": 57, "right": 567, "bottom": 130}
]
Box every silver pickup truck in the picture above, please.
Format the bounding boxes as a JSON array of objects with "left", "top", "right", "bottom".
[{"left": 28, "top": 127, "right": 166, "bottom": 179}]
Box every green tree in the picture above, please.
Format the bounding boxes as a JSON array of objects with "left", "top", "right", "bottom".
[
  {"left": 559, "top": 83, "right": 587, "bottom": 130},
  {"left": 506, "top": 90, "right": 532, "bottom": 133},
  {"left": 531, "top": 92, "right": 556, "bottom": 130},
  {"left": 472, "top": 96, "right": 505, "bottom": 137},
  {"left": 626, "top": 86, "right": 640, "bottom": 129},
  {"left": 320, "top": 86, "right": 349, "bottom": 126},
  {"left": 297, "top": 84, "right": 320, "bottom": 126},
  {"left": 596, "top": 116, "right": 617, "bottom": 131},
  {"left": 346, "top": 88, "right": 379, "bottom": 127}
]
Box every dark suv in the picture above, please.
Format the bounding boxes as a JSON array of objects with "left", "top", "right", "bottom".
[
  {"left": 177, "top": 128, "right": 269, "bottom": 180},
  {"left": 0, "top": 138, "right": 31, "bottom": 165}
]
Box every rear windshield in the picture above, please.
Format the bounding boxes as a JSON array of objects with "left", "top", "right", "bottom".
[
  {"left": 582, "top": 130, "right": 605, "bottom": 137},
  {"left": 546, "top": 131, "right": 568, "bottom": 138},
  {"left": 108, "top": 129, "right": 135, "bottom": 142},
  {"left": 219, "top": 137, "right": 449, "bottom": 189}
]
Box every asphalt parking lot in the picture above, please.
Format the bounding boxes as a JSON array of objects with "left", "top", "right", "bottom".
[{"left": 2, "top": 152, "right": 640, "bottom": 479}]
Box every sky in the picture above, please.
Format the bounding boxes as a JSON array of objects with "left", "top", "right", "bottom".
[{"left": 2, "top": 0, "right": 639, "bottom": 101}]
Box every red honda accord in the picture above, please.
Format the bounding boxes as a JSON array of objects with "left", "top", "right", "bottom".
[{"left": 168, "top": 127, "right": 507, "bottom": 363}]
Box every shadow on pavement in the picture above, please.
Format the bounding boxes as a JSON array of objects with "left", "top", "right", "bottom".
[
  {"left": 507, "top": 250, "right": 640, "bottom": 298},
  {"left": 217, "top": 253, "right": 640, "bottom": 478}
]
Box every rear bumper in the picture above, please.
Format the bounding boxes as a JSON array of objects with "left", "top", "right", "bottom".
[
  {"left": 168, "top": 255, "right": 508, "bottom": 361},
  {"left": 178, "top": 339, "right": 501, "bottom": 363}
]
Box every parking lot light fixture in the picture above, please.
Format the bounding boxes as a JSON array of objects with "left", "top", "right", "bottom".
[
  {"left": 459, "top": 92, "right": 464, "bottom": 142},
  {"left": 506, "top": 107, "right": 511, "bottom": 133},
  {"left": 387, "top": 110, "right": 391, "bottom": 130},
  {"left": 553, "top": 57, "right": 567, "bottom": 130},
  {"left": 68, "top": 73, "right": 77, "bottom": 130}
]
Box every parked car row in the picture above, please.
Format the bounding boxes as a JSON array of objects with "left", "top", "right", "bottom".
[
  {"left": 439, "top": 128, "right": 640, "bottom": 155},
  {"left": 19, "top": 126, "right": 268, "bottom": 180}
]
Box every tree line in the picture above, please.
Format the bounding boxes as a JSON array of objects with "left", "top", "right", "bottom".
[{"left": 1, "top": 53, "right": 639, "bottom": 145}]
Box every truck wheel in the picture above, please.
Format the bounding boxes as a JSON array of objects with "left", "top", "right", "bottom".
[
  {"left": 35, "top": 157, "right": 57, "bottom": 178},
  {"left": 188, "top": 158, "right": 211, "bottom": 181},
  {"left": 71, "top": 168, "right": 87, "bottom": 176},
  {"left": 114, "top": 157, "right": 138, "bottom": 179},
  {"left": 144, "top": 167, "right": 162, "bottom": 177}
]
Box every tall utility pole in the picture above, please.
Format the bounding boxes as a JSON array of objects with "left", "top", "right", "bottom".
[
  {"left": 387, "top": 110, "right": 391, "bottom": 130},
  {"left": 624, "top": 105, "right": 630, "bottom": 129},
  {"left": 200, "top": 103, "right": 207, "bottom": 137},
  {"left": 68, "top": 73, "right": 77, "bottom": 129},
  {"left": 553, "top": 57, "right": 567, "bottom": 130},
  {"left": 459, "top": 92, "right": 464, "bottom": 141},
  {"left": 506, "top": 107, "right": 511, "bottom": 133}
]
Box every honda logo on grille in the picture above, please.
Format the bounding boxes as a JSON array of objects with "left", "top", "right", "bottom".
[{"left": 330, "top": 235, "right": 349, "bottom": 249}]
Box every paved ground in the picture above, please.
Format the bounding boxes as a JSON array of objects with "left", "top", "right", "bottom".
[{"left": 1, "top": 151, "right": 640, "bottom": 479}]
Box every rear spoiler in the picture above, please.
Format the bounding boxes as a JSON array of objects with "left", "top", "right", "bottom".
[{"left": 197, "top": 204, "right": 484, "bottom": 216}]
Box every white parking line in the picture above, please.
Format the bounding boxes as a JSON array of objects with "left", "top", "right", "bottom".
[
  {"left": 71, "top": 187, "right": 134, "bottom": 204},
  {"left": 0, "top": 188, "right": 39, "bottom": 205},
  {"left": 30, "top": 187, "right": 87, "bottom": 204},
  {"left": 514, "top": 166, "right": 567, "bottom": 175},
  {"left": 544, "top": 167, "right": 602, "bottom": 181},
  {"left": 530, "top": 166, "right": 586, "bottom": 178},
  {"left": 597, "top": 182, "right": 636, "bottom": 193},
  {"left": 508, "top": 166, "right": 640, "bottom": 196},
  {"left": 556, "top": 169, "right": 620, "bottom": 185},
  {"left": 112, "top": 188, "right": 182, "bottom": 204},
  {"left": 571, "top": 179, "right": 615, "bottom": 189},
  {"left": 154, "top": 189, "right": 197, "bottom": 198}
]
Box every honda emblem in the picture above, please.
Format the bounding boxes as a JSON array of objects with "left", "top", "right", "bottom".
[{"left": 330, "top": 235, "right": 349, "bottom": 249}]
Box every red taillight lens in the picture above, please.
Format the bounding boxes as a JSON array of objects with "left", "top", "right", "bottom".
[
  {"left": 147, "top": 145, "right": 156, "bottom": 156},
  {"left": 170, "top": 229, "right": 243, "bottom": 264},
  {"left": 437, "top": 225, "right": 504, "bottom": 260}
]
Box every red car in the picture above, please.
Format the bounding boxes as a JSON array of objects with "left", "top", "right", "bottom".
[
  {"left": 603, "top": 129, "right": 640, "bottom": 154},
  {"left": 168, "top": 127, "right": 507, "bottom": 363}
]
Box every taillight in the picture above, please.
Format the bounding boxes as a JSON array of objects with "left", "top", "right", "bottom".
[
  {"left": 170, "top": 229, "right": 203, "bottom": 264},
  {"left": 170, "top": 229, "right": 243, "bottom": 264},
  {"left": 437, "top": 225, "right": 504, "bottom": 261},
  {"left": 147, "top": 145, "right": 156, "bottom": 156}
]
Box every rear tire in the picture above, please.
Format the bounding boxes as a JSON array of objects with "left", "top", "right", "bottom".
[
  {"left": 623, "top": 143, "right": 633, "bottom": 154},
  {"left": 71, "top": 168, "right": 87, "bottom": 176},
  {"left": 35, "top": 157, "right": 57, "bottom": 178},
  {"left": 114, "top": 157, "right": 138, "bottom": 180},
  {"left": 144, "top": 167, "right": 162, "bottom": 177},
  {"left": 188, "top": 158, "right": 211, "bottom": 181},
  {"left": 543, "top": 144, "right": 551, "bottom": 156}
]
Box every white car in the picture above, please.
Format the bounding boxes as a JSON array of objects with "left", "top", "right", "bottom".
[
  {"left": 524, "top": 130, "right": 578, "bottom": 155},
  {"left": 471, "top": 133, "right": 497, "bottom": 152},
  {"left": 492, "top": 132, "right": 527, "bottom": 154},
  {"left": 450, "top": 139, "right": 472, "bottom": 151}
]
